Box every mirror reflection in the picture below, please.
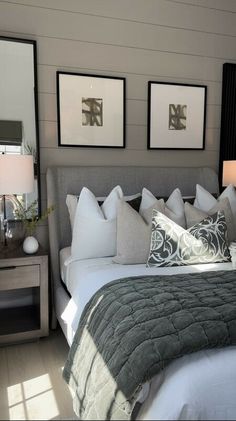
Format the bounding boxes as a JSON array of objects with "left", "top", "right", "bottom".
[{"left": 0, "top": 37, "right": 40, "bottom": 223}]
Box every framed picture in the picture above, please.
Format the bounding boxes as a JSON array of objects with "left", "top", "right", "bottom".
[
  {"left": 148, "top": 82, "right": 207, "bottom": 150},
  {"left": 57, "top": 72, "right": 126, "bottom": 148}
]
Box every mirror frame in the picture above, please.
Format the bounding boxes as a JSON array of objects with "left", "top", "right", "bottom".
[{"left": 0, "top": 35, "right": 41, "bottom": 218}]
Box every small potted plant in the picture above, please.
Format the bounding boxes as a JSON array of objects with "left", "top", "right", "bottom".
[{"left": 14, "top": 199, "right": 54, "bottom": 254}]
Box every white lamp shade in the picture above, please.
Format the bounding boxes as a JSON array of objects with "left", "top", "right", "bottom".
[
  {"left": 222, "top": 160, "right": 236, "bottom": 186},
  {"left": 0, "top": 154, "right": 34, "bottom": 194}
]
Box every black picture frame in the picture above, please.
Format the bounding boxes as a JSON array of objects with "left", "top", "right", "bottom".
[
  {"left": 147, "top": 81, "right": 207, "bottom": 150},
  {"left": 57, "top": 72, "right": 126, "bottom": 148}
]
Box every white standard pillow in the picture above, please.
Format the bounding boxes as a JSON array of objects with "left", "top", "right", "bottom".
[
  {"left": 139, "top": 187, "right": 186, "bottom": 228},
  {"left": 71, "top": 185, "right": 123, "bottom": 260},
  {"left": 194, "top": 184, "right": 236, "bottom": 220},
  {"left": 66, "top": 192, "right": 141, "bottom": 230}
]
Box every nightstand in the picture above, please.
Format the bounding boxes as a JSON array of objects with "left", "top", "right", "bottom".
[{"left": 0, "top": 245, "right": 49, "bottom": 345}]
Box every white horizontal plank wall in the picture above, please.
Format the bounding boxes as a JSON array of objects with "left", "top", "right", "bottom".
[{"left": 0, "top": 0, "right": 236, "bottom": 248}]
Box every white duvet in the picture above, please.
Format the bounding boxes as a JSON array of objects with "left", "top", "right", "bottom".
[{"left": 60, "top": 249, "right": 236, "bottom": 420}]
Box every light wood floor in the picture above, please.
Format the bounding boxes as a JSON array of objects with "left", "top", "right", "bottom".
[{"left": 0, "top": 328, "right": 76, "bottom": 420}]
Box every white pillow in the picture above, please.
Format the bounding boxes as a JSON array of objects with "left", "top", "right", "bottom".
[
  {"left": 219, "top": 184, "right": 236, "bottom": 220},
  {"left": 194, "top": 184, "right": 236, "bottom": 220},
  {"left": 193, "top": 184, "right": 217, "bottom": 211},
  {"left": 66, "top": 192, "right": 141, "bottom": 230},
  {"left": 66, "top": 194, "right": 79, "bottom": 230},
  {"left": 139, "top": 187, "right": 186, "bottom": 228},
  {"left": 139, "top": 187, "right": 158, "bottom": 213},
  {"left": 97, "top": 192, "right": 141, "bottom": 202},
  {"left": 71, "top": 185, "right": 123, "bottom": 260},
  {"left": 100, "top": 186, "right": 123, "bottom": 219}
]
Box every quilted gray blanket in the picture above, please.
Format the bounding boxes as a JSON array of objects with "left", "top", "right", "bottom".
[{"left": 63, "top": 270, "right": 236, "bottom": 420}]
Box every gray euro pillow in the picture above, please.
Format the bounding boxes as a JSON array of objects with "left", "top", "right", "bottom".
[{"left": 113, "top": 199, "right": 165, "bottom": 264}]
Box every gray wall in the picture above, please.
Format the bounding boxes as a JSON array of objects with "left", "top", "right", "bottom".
[{"left": 1, "top": 0, "right": 236, "bottom": 248}]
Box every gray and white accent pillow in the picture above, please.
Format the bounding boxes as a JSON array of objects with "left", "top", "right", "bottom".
[
  {"left": 185, "top": 197, "right": 236, "bottom": 244},
  {"left": 147, "top": 210, "right": 230, "bottom": 267}
]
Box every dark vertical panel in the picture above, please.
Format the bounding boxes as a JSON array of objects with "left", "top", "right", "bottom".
[{"left": 219, "top": 63, "right": 236, "bottom": 189}]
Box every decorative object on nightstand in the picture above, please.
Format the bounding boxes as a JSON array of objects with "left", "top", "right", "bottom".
[
  {"left": 0, "top": 154, "right": 34, "bottom": 246},
  {"left": 14, "top": 199, "right": 54, "bottom": 254},
  {"left": 0, "top": 246, "right": 49, "bottom": 345},
  {"left": 222, "top": 160, "right": 236, "bottom": 187},
  {"left": 23, "top": 235, "right": 39, "bottom": 254}
]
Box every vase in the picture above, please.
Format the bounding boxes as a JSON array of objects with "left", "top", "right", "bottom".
[{"left": 23, "top": 236, "right": 39, "bottom": 254}]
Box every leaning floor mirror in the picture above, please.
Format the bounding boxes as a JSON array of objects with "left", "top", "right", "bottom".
[{"left": 0, "top": 36, "right": 40, "bottom": 243}]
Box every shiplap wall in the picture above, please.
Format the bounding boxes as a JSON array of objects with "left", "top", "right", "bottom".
[{"left": 0, "top": 0, "right": 236, "bottom": 248}]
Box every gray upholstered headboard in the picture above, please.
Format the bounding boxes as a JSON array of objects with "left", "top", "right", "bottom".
[{"left": 46, "top": 166, "right": 219, "bottom": 288}]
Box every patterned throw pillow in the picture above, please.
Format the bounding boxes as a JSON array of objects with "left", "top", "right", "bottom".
[
  {"left": 185, "top": 198, "right": 236, "bottom": 244},
  {"left": 147, "top": 210, "right": 230, "bottom": 267}
]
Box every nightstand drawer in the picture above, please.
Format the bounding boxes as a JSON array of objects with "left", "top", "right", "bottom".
[{"left": 0, "top": 265, "right": 40, "bottom": 291}]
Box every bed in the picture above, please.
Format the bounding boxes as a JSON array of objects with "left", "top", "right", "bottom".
[{"left": 46, "top": 165, "right": 236, "bottom": 420}]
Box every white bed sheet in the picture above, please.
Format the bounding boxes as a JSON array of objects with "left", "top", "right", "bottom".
[
  {"left": 60, "top": 251, "right": 236, "bottom": 420},
  {"left": 62, "top": 255, "right": 233, "bottom": 335},
  {"left": 140, "top": 345, "right": 236, "bottom": 420}
]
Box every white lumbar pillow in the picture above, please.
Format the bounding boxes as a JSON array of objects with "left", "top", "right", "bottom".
[
  {"left": 194, "top": 184, "right": 236, "bottom": 219},
  {"left": 71, "top": 185, "right": 123, "bottom": 260},
  {"left": 139, "top": 187, "right": 186, "bottom": 228}
]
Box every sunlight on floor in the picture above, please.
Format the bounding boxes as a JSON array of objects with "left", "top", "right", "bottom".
[{"left": 7, "top": 374, "right": 60, "bottom": 420}]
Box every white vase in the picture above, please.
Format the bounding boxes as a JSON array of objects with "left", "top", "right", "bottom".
[{"left": 23, "top": 236, "right": 39, "bottom": 254}]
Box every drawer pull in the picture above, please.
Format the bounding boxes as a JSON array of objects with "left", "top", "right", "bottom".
[{"left": 0, "top": 266, "right": 16, "bottom": 271}]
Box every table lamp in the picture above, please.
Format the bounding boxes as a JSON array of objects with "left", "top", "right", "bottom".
[
  {"left": 0, "top": 154, "right": 34, "bottom": 246},
  {"left": 222, "top": 160, "right": 236, "bottom": 187}
]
